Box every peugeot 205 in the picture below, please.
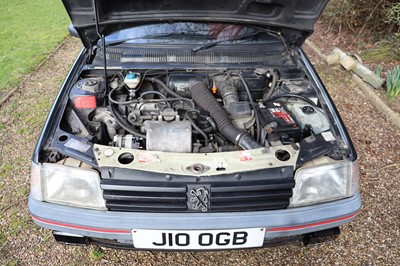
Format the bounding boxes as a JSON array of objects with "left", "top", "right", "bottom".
[{"left": 29, "top": 0, "right": 361, "bottom": 250}]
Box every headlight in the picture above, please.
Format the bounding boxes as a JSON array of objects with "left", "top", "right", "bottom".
[
  {"left": 289, "top": 160, "right": 359, "bottom": 207},
  {"left": 30, "top": 162, "right": 43, "bottom": 201},
  {"left": 30, "top": 162, "right": 106, "bottom": 210}
]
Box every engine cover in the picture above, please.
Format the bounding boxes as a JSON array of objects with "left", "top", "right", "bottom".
[{"left": 144, "top": 120, "right": 192, "bottom": 153}]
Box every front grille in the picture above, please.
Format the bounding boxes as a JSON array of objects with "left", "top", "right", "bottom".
[{"left": 101, "top": 174, "right": 295, "bottom": 213}]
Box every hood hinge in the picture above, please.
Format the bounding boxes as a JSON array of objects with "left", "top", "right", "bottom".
[
  {"left": 289, "top": 46, "right": 300, "bottom": 64},
  {"left": 87, "top": 44, "right": 95, "bottom": 63}
]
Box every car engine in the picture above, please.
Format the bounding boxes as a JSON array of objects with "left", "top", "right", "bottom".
[{"left": 62, "top": 68, "right": 331, "bottom": 154}]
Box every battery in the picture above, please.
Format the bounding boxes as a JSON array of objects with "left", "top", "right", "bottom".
[{"left": 258, "top": 102, "right": 301, "bottom": 143}]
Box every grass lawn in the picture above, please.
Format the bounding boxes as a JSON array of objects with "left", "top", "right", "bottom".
[{"left": 0, "top": 0, "right": 70, "bottom": 99}]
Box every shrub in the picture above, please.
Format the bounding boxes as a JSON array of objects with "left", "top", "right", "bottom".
[
  {"left": 386, "top": 65, "right": 400, "bottom": 99},
  {"left": 361, "top": 38, "right": 400, "bottom": 62},
  {"left": 323, "top": 0, "right": 399, "bottom": 39},
  {"left": 386, "top": 3, "right": 400, "bottom": 30}
]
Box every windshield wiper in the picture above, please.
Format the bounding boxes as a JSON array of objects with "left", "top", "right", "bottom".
[
  {"left": 191, "top": 31, "right": 263, "bottom": 52},
  {"left": 106, "top": 33, "right": 212, "bottom": 46}
]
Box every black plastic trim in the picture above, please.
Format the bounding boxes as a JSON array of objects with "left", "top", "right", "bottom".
[{"left": 100, "top": 167, "right": 295, "bottom": 213}]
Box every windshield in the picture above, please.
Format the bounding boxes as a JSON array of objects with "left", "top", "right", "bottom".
[{"left": 105, "top": 22, "right": 280, "bottom": 45}]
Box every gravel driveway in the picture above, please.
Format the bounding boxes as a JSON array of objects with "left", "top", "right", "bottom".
[{"left": 0, "top": 38, "right": 398, "bottom": 265}]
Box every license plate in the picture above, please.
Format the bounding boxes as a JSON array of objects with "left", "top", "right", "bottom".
[{"left": 132, "top": 228, "right": 265, "bottom": 250}]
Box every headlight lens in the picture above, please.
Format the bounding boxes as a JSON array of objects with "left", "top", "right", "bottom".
[
  {"left": 289, "top": 160, "right": 359, "bottom": 207},
  {"left": 31, "top": 162, "right": 106, "bottom": 210},
  {"left": 30, "top": 162, "right": 43, "bottom": 201}
]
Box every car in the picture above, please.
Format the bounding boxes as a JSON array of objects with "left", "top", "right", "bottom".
[{"left": 29, "top": 0, "right": 361, "bottom": 250}]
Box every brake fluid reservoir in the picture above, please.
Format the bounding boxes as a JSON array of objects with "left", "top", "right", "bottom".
[
  {"left": 286, "top": 102, "right": 330, "bottom": 135},
  {"left": 124, "top": 72, "right": 141, "bottom": 89}
]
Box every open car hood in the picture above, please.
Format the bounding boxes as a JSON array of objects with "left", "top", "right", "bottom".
[{"left": 62, "top": 0, "right": 329, "bottom": 48}]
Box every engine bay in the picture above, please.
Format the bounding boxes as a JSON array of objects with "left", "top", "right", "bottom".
[{"left": 52, "top": 66, "right": 347, "bottom": 169}]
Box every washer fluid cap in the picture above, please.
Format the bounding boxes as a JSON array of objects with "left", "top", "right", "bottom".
[{"left": 126, "top": 72, "right": 137, "bottom": 79}]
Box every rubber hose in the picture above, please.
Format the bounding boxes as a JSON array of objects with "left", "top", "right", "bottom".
[
  {"left": 109, "top": 103, "right": 146, "bottom": 138},
  {"left": 145, "top": 77, "right": 182, "bottom": 99},
  {"left": 268, "top": 93, "right": 318, "bottom": 107},
  {"left": 206, "top": 117, "right": 218, "bottom": 132},
  {"left": 262, "top": 70, "right": 278, "bottom": 102},
  {"left": 236, "top": 72, "right": 261, "bottom": 143},
  {"left": 186, "top": 111, "right": 209, "bottom": 147},
  {"left": 189, "top": 80, "right": 261, "bottom": 150}
]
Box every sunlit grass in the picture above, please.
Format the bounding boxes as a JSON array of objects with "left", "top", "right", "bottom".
[{"left": 0, "top": 0, "right": 69, "bottom": 98}]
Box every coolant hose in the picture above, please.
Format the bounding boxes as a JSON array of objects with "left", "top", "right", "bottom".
[
  {"left": 189, "top": 80, "right": 261, "bottom": 150},
  {"left": 145, "top": 77, "right": 182, "bottom": 99}
]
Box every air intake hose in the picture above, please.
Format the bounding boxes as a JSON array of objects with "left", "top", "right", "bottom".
[{"left": 190, "top": 80, "right": 261, "bottom": 150}]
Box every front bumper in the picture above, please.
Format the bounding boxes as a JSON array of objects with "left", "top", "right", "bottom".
[{"left": 29, "top": 193, "right": 361, "bottom": 247}]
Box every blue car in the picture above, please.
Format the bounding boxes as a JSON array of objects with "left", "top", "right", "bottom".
[{"left": 29, "top": 0, "right": 361, "bottom": 250}]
